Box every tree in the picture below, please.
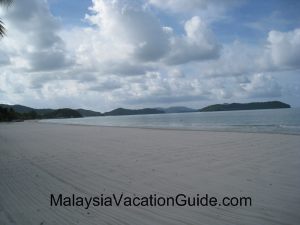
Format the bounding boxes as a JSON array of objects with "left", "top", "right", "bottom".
[
  {"left": 0, "top": 0, "right": 12, "bottom": 38},
  {"left": 0, "top": 106, "right": 18, "bottom": 121}
]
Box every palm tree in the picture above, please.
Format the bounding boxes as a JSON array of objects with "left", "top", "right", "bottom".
[{"left": 0, "top": 0, "right": 12, "bottom": 37}]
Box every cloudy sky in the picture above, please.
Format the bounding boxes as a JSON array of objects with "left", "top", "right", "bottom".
[{"left": 0, "top": 0, "right": 299, "bottom": 111}]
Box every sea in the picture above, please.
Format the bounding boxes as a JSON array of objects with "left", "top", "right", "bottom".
[{"left": 41, "top": 108, "right": 300, "bottom": 135}]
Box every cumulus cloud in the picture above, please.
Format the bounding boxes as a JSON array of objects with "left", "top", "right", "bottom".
[
  {"left": 65, "top": 0, "right": 221, "bottom": 76},
  {"left": 194, "top": 41, "right": 260, "bottom": 77},
  {"left": 0, "top": 0, "right": 72, "bottom": 71},
  {"left": 106, "top": 71, "right": 283, "bottom": 107},
  {"left": 105, "top": 71, "right": 211, "bottom": 105},
  {"left": 239, "top": 73, "right": 282, "bottom": 98},
  {"left": 86, "top": 0, "right": 169, "bottom": 62},
  {"left": 89, "top": 77, "right": 122, "bottom": 92},
  {"left": 262, "top": 29, "right": 300, "bottom": 70},
  {"left": 0, "top": 0, "right": 297, "bottom": 110},
  {"left": 164, "top": 16, "right": 220, "bottom": 65},
  {"left": 193, "top": 28, "right": 300, "bottom": 78}
]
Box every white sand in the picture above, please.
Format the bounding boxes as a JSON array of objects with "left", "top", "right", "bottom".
[{"left": 0, "top": 122, "right": 300, "bottom": 225}]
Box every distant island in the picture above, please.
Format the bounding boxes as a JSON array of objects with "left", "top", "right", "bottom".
[
  {"left": 0, "top": 104, "right": 198, "bottom": 122},
  {"left": 45, "top": 108, "right": 83, "bottom": 119},
  {"left": 0, "top": 101, "right": 291, "bottom": 122},
  {"left": 103, "top": 108, "right": 164, "bottom": 116},
  {"left": 0, "top": 104, "right": 101, "bottom": 122},
  {"left": 199, "top": 101, "right": 290, "bottom": 112},
  {"left": 0, "top": 104, "right": 166, "bottom": 122},
  {"left": 156, "top": 106, "right": 197, "bottom": 113},
  {"left": 0, "top": 104, "right": 102, "bottom": 118}
]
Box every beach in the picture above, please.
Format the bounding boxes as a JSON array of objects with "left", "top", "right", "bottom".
[{"left": 0, "top": 121, "right": 300, "bottom": 225}]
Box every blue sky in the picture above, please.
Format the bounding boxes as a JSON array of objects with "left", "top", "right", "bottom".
[
  {"left": 48, "top": 0, "right": 300, "bottom": 42},
  {"left": 0, "top": 0, "right": 299, "bottom": 111},
  {"left": 49, "top": 0, "right": 91, "bottom": 26}
]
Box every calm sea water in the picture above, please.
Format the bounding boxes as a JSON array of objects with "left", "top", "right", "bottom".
[{"left": 41, "top": 108, "right": 300, "bottom": 134}]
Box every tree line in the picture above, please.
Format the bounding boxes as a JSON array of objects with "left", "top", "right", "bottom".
[{"left": 0, "top": 106, "right": 39, "bottom": 122}]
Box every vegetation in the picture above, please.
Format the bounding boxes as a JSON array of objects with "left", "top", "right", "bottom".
[
  {"left": 0, "top": 0, "right": 12, "bottom": 37},
  {"left": 76, "top": 109, "right": 102, "bottom": 117},
  {"left": 0, "top": 104, "right": 165, "bottom": 121},
  {"left": 157, "top": 106, "right": 197, "bottom": 113},
  {"left": 1, "top": 101, "right": 291, "bottom": 122},
  {"left": 0, "top": 106, "right": 19, "bottom": 121},
  {"left": 0, "top": 106, "right": 82, "bottom": 122},
  {"left": 104, "top": 108, "right": 165, "bottom": 116},
  {"left": 199, "top": 101, "right": 291, "bottom": 112},
  {"left": 45, "top": 108, "right": 82, "bottom": 119}
]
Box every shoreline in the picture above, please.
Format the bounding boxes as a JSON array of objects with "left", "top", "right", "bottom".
[{"left": 37, "top": 120, "right": 300, "bottom": 136}]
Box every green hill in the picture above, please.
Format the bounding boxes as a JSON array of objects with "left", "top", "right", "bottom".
[
  {"left": 77, "top": 109, "right": 102, "bottom": 117},
  {"left": 0, "top": 106, "right": 20, "bottom": 122},
  {"left": 199, "top": 101, "right": 291, "bottom": 112},
  {"left": 45, "top": 108, "right": 83, "bottom": 119},
  {"left": 0, "top": 104, "right": 53, "bottom": 115},
  {"left": 104, "top": 108, "right": 164, "bottom": 116},
  {"left": 0, "top": 104, "right": 103, "bottom": 119},
  {"left": 0, "top": 104, "right": 35, "bottom": 113},
  {"left": 156, "top": 106, "right": 197, "bottom": 113}
]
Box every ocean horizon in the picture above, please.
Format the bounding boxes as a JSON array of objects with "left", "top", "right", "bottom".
[{"left": 41, "top": 108, "right": 300, "bottom": 135}]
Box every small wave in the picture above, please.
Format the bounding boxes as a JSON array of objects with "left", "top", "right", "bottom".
[
  {"left": 229, "top": 124, "right": 279, "bottom": 127},
  {"left": 278, "top": 125, "right": 300, "bottom": 129}
]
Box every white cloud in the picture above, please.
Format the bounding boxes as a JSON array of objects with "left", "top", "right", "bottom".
[
  {"left": 164, "top": 16, "right": 220, "bottom": 65},
  {"left": 193, "top": 28, "right": 300, "bottom": 78},
  {"left": 239, "top": 73, "right": 282, "bottom": 98},
  {"left": 89, "top": 76, "right": 122, "bottom": 92},
  {"left": 86, "top": 0, "right": 169, "bottom": 62},
  {"left": 194, "top": 41, "right": 260, "bottom": 77},
  {"left": 262, "top": 29, "right": 300, "bottom": 70},
  {"left": 63, "top": 1, "right": 221, "bottom": 75},
  {"left": 0, "top": 0, "right": 297, "bottom": 110},
  {"left": 0, "top": 0, "right": 72, "bottom": 72}
]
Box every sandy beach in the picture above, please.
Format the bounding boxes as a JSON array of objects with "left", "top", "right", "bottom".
[{"left": 0, "top": 122, "right": 299, "bottom": 225}]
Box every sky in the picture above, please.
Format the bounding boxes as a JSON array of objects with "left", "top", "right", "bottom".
[{"left": 0, "top": 0, "right": 300, "bottom": 111}]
